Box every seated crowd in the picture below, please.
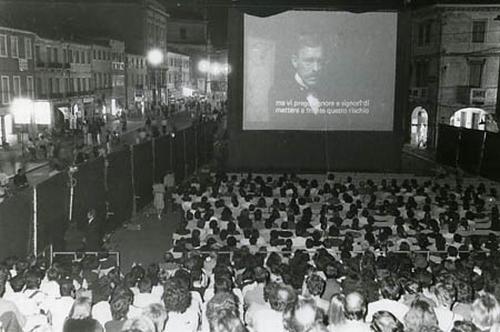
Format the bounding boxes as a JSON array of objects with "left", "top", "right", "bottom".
[
  {"left": 171, "top": 172, "right": 499, "bottom": 255},
  {"left": 2, "top": 243, "right": 500, "bottom": 332},
  {"left": 0, "top": 172, "right": 499, "bottom": 332}
]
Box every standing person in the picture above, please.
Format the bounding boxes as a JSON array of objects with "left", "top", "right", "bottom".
[
  {"left": 152, "top": 183, "right": 165, "bottom": 220},
  {"left": 83, "top": 209, "right": 103, "bottom": 251}
]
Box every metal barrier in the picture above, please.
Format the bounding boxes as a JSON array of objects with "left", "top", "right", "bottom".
[{"left": 49, "top": 245, "right": 120, "bottom": 267}]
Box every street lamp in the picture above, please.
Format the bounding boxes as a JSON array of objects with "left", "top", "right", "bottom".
[{"left": 147, "top": 49, "right": 164, "bottom": 109}]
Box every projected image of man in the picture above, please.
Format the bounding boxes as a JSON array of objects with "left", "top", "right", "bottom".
[{"left": 270, "top": 34, "right": 327, "bottom": 116}]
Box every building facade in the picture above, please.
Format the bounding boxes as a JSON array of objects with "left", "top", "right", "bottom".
[
  {"left": 126, "top": 53, "right": 148, "bottom": 115},
  {"left": 0, "top": 0, "right": 169, "bottom": 108},
  {"left": 0, "top": 26, "right": 36, "bottom": 144},
  {"left": 167, "top": 51, "right": 190, "bottom": 98},
  {"left": 409, "top": 4, "right": 500, "bottom": 148},
  {"left": 167, "top": 14, "right": 210, "bottom": 93},
  {"left": 35, "top": 37, "right": 93, "bottom": 133},
  {"left": 90, "top": 39, "right": 126, "bottom": 118}
]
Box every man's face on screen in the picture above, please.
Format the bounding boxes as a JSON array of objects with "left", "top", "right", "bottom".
[{"left": 292, "top": 46, "right": 324, "bottom": 89}]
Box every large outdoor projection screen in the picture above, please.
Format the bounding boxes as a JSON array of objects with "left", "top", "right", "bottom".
[{"left": 243, "top": 11, "right": 398, "bottom": 131}]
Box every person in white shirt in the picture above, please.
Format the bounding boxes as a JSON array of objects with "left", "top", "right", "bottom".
[
  {"left": 163, "top": 277, "right": 201, "bottom": 332},
  {"left": 246, "top": 282, "right": 297, "bottom": 332},
  {"left": 40, "top": 268, "right": 61, "bottom": 299},
  {"left": 333, "top": 292, "right": 371, "bottom": 332},
  {"left": 302, "top": 274, "right": 329, "bottom": 315},
  {"left": 433, "top": 282, "right": 463, "bottom": 332},
  {"left": 133, "top": 277, "right": 162, "bottom": 309},
  {"left": 43, "top": 279, "right": 75, "bottom": 332},
  {"left": 366, "top": 277, "right": 409, "bottom": 323}
]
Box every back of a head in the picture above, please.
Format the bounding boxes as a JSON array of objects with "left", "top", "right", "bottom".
[
  {"left": 121, "top": 316, "right": 156, "bottom": 332},
  {"left": 404, "top": 299, "right": 439, "bottom": 332},
  {"left": 451, "top": 320, "right": 481, "bottom": 332},
  {"left": 207, "top": 292, "right": 241, "bottom": 331},
  {"left": 162, "top": 277, "right": 192, "bottom": 314},
  {"left": 110, "top": 296, "right": 130, "bottom": 321},
  {"left": 371, "top": 311, "right": 404, "bottom": 332},
  {"left": 306, "top": 274, "right": 326, "bottom": 297},
  {"left": 142, "top": 303, "right": 167, "bottom": 332},
  {"left": 379, "top": 277, "right": 402, "bottom": 301},
  {"left": 69, "top": 296, "right": 92, "bottom": 319},
  {"left": 285, "top": 298, "right": 326, "bottom": 332},
  {"left": 138, "top": 277, "right": 152, "bottom": 293},
  {"left": 472, "top": 293, "right": 500, "bottom": 330},
  {"left": 344, "top": 292, "right": 367, "bottom": 322},
  {"left": 269, "top": 283, "right": 297, "bottom": 313},
  {"left": 328, "top": 293, "right": 346, "bottom": 326}
]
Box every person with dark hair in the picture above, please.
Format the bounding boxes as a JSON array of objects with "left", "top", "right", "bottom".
[
  {"left": 83, "top": 208, "right": 103, "bottom": 251},
  {"left": 304, "top": 274, "right": 329, "bottom": 314},
  {"left": 163, "top": 277, "right": 200, "bottom": 332},
  {"left": 133, "top": 277, "right": 161, "bottom": 309},
  {"left": 366, "top": 277, "right": 408, "bottom": 323},
  {"left": 268, "top": 32, "right": 329, "bottom": 124},
  {"left": 246, "top": 282, "right": 297, "bottom": 332},
  {"left": 243, "top": 266, "right": 269, "bottom": 308},
  {"left": 104, "top": 297, "right": 130, "bottom": 332}
]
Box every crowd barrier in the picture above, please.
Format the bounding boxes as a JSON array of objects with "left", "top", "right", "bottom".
[
  {"left": 0, "top": 120, "right": 218, "bottom": 260},
  {"left": 437, "top": 124, "right": 500, "bottom": 181}
]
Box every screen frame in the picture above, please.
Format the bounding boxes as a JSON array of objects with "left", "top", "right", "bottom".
[{"left": 227, "top": 8, "right": 410, "bottom": 172}]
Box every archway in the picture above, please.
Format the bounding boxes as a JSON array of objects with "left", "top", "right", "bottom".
[
  {"left": 410, "top": 106, "right": 428, "bottom": 148},
  {"left": 450, "top": 107, "right": 487, "bottom": 130}
]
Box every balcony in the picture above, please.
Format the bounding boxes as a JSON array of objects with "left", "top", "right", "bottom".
[
  {"left": 409, "top": 87, "right": 429, "bottom": 100},
  {"left": 456, "top": 86, "right": 490, "bottom": 105}
]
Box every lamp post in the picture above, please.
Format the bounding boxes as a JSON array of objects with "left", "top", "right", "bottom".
[{"left": 147, "top": 49, "right": 164, "bottom": 111}]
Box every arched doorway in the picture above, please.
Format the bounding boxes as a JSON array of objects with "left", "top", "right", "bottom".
[
  {"left": 450, "top": 107, "right": 487, "bottom": 130},
  {"left": 410, "top": 106, "right": 428, "bottom": 148}
]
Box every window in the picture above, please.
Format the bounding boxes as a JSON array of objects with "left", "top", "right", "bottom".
[
  {"left": 10, "top": 36, "right": 18, "bottom": 58},
  {"left": 25, "top": 38, "right": 32, "bottom": 59},
  {"left": 35, "top": 45, "right": 41, "bottom": 62},
  {"left": 75, "top": 50, "right": 80, "bottom": 63},
  {"left": 415, "top": 61, "right": 429, "bottom": 87},
  {"left": 54, "top": 78, "right": 60, "bottom": 93},
  {"left": 48, "top": 78, "right": 53, "bottom": 94},
  {"left": 27, "top": 76, "right": 34, "bottom": 98},
  {"left": 93, "top": 49, "right": 96, "bottom": 59},
  {"left": 472, "top": 20, "right": 486, "bottom": 43},
  {"left": 53, "top": 48, "right": 58, "bottom": 63},
  {"left": 87, "top": 51, "right": 90, "bottom": 64},
  {"left": 63, "top": 49, "right": 67, "bottom": 63},
  {"left": 1, "top": 76, "right": 10, "bottom": 104},
  {"left": 36, "top": 77, "right": 42, "bottom": 95},
  {"left": 68, "top": 49, "right": 73, "bottom": 63},
  {"left": 65, "top": 78, "right": 70, "bottom": 93},
  {"left": 0, "top": 34, "right": 7, "bottom": 57},
  {"left": 180, "top": 28, "right": 187, "bottom": 40},
  {"left": 12, "top": 76, "right": 21, "bottom": 96},
  {"left": 424, "top": 22, "right": 431, "bottom": 44},
  {"left": 76, "top": 78, "right": 81, "bottom": 92},
  {"left": 469, "top": 60, "right": 484, "bottom": 88},
  {"left": 81, "top": 51, "right": 85, "bottom": 63}
]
